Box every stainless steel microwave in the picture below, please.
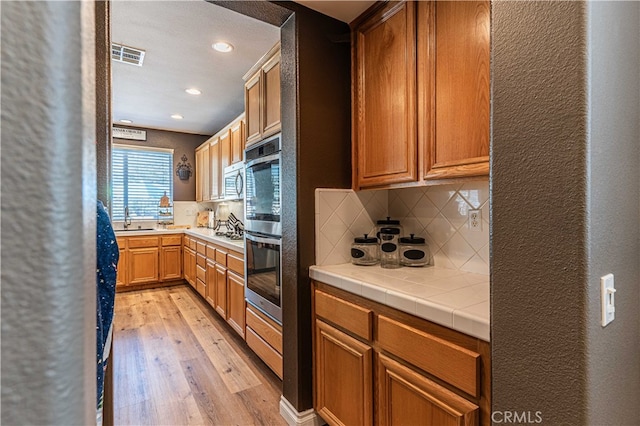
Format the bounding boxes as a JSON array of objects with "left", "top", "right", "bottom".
[{"left": 223, "top": 162, "right": 244, "bottom": 201}]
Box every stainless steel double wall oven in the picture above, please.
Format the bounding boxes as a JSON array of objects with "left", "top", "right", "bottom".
[{"left": 244, "top": 133, "right": 282, "bottom": 324}]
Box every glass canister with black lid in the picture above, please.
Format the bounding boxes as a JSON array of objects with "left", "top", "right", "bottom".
[
  {"left": 351, "top": 234, "right": 379, "bottom": 266},
  {"left": 399, "top": 234, "right": 430, "bottom": 267},
  {"left": 379, "top": 226, "right": 402, "bottom": 269},
  {"left": 375, "top": 217, "right": 403, "bottom": 240}
]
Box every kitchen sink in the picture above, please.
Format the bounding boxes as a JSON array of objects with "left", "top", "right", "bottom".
[{"left": 117, "top": 228, "right": 156, "bottom": 232}]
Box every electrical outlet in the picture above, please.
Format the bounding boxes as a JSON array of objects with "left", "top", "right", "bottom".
[{"left": 468, "top": 209, "right": 482, "bottom": 231}]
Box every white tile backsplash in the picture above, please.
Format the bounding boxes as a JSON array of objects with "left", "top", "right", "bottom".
[{"left": 315, "top": 180, "right": 489, "bottom": 275}]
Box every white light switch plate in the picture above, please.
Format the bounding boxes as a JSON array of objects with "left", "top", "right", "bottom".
[{"left": 601, "top": 273, "right": 616, "bottom": 327}]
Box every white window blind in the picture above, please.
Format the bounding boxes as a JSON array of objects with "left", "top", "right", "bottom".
[{"left": 112, "top": 145, "right": 173, "bottom": 220}]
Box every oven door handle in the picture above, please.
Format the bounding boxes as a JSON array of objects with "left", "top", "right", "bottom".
[
  {"left": 245, "top": 152, "right": 280, "bottom": 169},
  {"left": 245, "top": 233, "right": 281, "bottom": 246}
]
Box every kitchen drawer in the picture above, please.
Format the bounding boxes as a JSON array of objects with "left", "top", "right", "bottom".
[
  {"left": 377, "top": 315, "right": 480, "bottom": 397},
  {"left": 189, "top": 238, "right": 196, "bottom": 250},
  {"left": 227, "top": 252, "right": 244, "bottom": 276},
  {"left": 196, "top": 264, "right": 206, "bottom": 283},
  {"left": 206, "top": 244, "right": 216, "bottom": 259},
  {"left": 196, "top": 240, "right": 206, "bottom": 254},
  {"left": 196, "top": 252, "right": 206, "bottom": 268},
  {"left": 116, "top": 237, "right": 126, "bottom": 248},
  {"left": 215, "top": 249, "right": 227, "bottom": 266},
  {"left": 246, "top": 326, "right": 283, "bottom": 379},
  {"left": 127, "top": 236, "right": 159, "bottom": 249},
  {"left": 161, "top": 235, "right": 182, "bottom": 246},
  {"left": 246, "top": 304, "right": 282, "bottom": 353},
  {"left": 315, "top": 289, "right": 373, "bottom": 341}
]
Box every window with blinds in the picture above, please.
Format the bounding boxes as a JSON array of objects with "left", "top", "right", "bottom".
[{"left": 112, "top": 145, "right": 174, "bottom": 221}]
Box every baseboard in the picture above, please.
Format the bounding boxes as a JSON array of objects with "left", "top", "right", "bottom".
[{"left": 279, "top": 396, "right": 325, "bottom": 426}]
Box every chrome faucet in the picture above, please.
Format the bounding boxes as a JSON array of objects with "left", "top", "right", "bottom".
[{"left": 124, "top": 206, "right": 132, "bottom": 230}]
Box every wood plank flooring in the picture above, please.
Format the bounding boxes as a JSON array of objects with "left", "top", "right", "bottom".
[{"left": 113, "top": 285, "right": 286, "bottom": 426}]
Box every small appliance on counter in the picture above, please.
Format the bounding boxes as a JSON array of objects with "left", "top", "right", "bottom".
[
  {"left": 399, "top": 234, "right": 430, "bottom": 267},
  {"left": 351, "top": 234, "right": 379, "bottom": 266}
]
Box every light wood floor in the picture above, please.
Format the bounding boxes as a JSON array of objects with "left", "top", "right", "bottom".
[{"left": 113, "top": 284, "right": 286, "bottom": 426}]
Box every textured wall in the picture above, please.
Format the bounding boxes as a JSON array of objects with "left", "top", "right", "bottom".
[
  {"left": 492, "top": 2, "right": 590, "bottom": 423},
  {"left": 1, "top": 2, "right": 96, "bottom": 424},
  {"left": 280, "top": 5, "right": 352, "bottom": 412},
  {"left": 95, "top": 1, "right": 111, "bottom": 213},
  {"left": 113, "top": 127, "right": 209, "bottom": 201},
  {"left": 585, "top": 2, "right": 640, "bottom": 423}
]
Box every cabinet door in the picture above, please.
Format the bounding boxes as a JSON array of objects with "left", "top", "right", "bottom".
[
  {"left": 227, "top": 271, "right": 245, "bottom": 338},
  {"left": 262, "top": 52, "right": 281, "bottom": 138},
  {"left": 230, "top": 120, "right": 245, "bottom": 164},
  {"left": 195, "top": 148, "right": 203, "bottom": 202},
  {"left": 426, "top": 0, "right": 490, "bottom": 179},
  {"left": 116, "top": 247, "right": 127, "bottom": 288},
  {"left": 202, "top": 145, "right": 210, "bottom": 201},
  {"left": 128, "top": 247, "right": 159, "bottom": 285},
  {"left": 159, "top": 246, "right": 181, "bottom": 282},
  {"left": 314, "top": 319, "right": 373, "bottom": 426},
  {"left": 245, "top": 72, "right": 262, "bottom": 145},
  {"left": 183, "top": 247, "right": 196, "bottom": 288},
  {"left": 219, "top": 129, "right": 231, "bottom": 175},
  {"left": 215, "top": 264, "right": 227, "bottom": 318},
  {"left": 209, "top": 138, "right": 220, "bottom": 200},
  {"left": 377, "top": 353, "right": 478, "bottom": 426},
  {"left": 188, "top": 248, "right": 197, "bottom": 288},
  {"left": 205, "top": 258, "right": 216, "bottom": 308},
  {"left": 354, "top": 1, "right": 417, "bottom": 189}
]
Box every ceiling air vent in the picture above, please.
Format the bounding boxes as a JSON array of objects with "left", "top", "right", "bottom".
[{"left": 111, "top": 43, "right": 145, "bottom": 66}]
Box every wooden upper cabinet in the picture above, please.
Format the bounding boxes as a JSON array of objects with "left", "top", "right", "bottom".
[
  {"left": 244, "top": 42, "right": 281, "bottom": 147},
  {"left": 195, "top": 150, "right": 201, "bottom": 202},
  {"left": 262, "top": 51, "right": 281, "bottom": 138},
  {"left": 353, "top": 1, "right": 417, "bottom": 189},
  {"left": 209, "top": 137, "right": 220, "bottom": 200},
  {"left": 427, "top": 0, "right": 490, "bottom": 179},
  {"left": 219, "top": 129, "right": 231, "bottom": 172},
  {"left": 230, "top": 120, "right": 245, "bottom": 164},
  {"left": 245, "top": 73, "right": 262, "bottom": 145},
  {"left": 352, "top": 0, "right": 490, "bottom": 189}
]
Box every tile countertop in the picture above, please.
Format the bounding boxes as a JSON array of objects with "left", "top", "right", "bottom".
[
  {"left": 114, "top": 227, "right": 244, "bottom": 253},
  {"left": 309, "top": 263, "right": 490, "bottom": 342}
]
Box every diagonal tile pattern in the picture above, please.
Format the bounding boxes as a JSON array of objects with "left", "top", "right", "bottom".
[{"left": 316, "top": 180, "right": 489, "bottom": 275}]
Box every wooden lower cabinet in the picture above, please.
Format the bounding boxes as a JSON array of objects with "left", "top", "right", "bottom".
[
  {"left": 183, "top": 246, "right": 196, "bottom": 288},
  {"left": 116, "top": 234, "right": 183, "bottom": 291},
  {"left": 314, "top": 319, "right": 373, "bottom": 426},
  {"left": 159, "top": 245, "right": 181, "bottom": 282},
  {"left": 313, "top": 281, "right": 491, "bottom": 426},
  {"left": 116, "top": 240, "right": 126, "bottom": 287},
  {"left": 377, "top": 354, "right": 478, "bottom": 426},
  {"left": 245, "top": 304, "right": 283, "bottom": 379},
  {"left": 227, "top": 271, "right": 245, "bottom": 338},
  {"left": 205, "top": 258, "right": 216, "bottom": 307},
  {"left": 214, "top": 264, "right": 227, "bottom": 317},
  {"left": 127, "top": 247, "right": 158, "bottom": 285}
]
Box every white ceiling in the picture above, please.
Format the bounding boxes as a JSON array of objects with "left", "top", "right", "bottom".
[{"left": 111, "top": 1, "right": 374, "bottom": 136}]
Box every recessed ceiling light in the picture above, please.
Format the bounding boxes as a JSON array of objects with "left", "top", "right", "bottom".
[
  {"left": 185, "top": 88, "right": 201, "bottom": 95},
  {"left": 119, "top": 119, "right": 133, "bottom": 124},
  {"left": 171, "top": 114, "right": 184, "bottom": 120},
  {"left": 212, "top": 42, "right": 233, "bottom": 53}
]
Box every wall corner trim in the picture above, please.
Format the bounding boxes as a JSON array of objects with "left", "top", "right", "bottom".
[{"left": 279, "top": 396, "right": 324, "bottom": 426}]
